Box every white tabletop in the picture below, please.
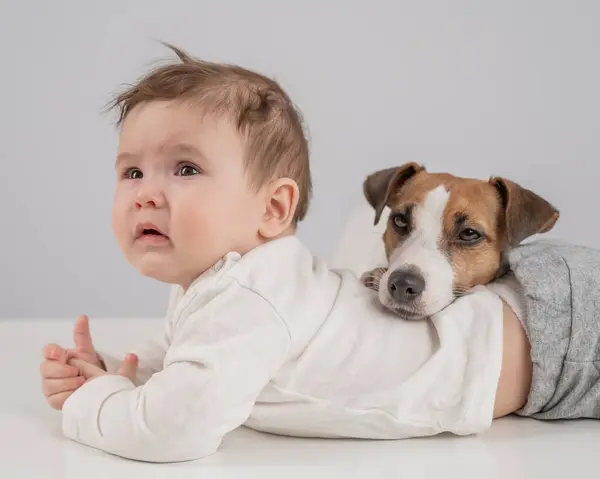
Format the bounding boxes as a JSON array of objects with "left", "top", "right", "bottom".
[{"left": 1, "top": 317, "right": 599, "bottom": 478}]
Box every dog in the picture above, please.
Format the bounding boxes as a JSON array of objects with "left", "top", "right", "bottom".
[{"left": 360, "top": 162, "right": 559, "bottom": 320}]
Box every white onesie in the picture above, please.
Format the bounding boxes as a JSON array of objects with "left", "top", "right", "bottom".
[{"left": 62, "top": 235, "right": 523, "bottom": 462}]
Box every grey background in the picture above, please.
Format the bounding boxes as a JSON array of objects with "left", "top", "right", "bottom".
[{"left": 1, "top": 0, "right": 598, "bottom": 319}]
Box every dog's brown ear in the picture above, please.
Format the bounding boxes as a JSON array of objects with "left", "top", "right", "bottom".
[
  {"left": 363, "top": 163, "right": 425, "bottom": 225},
  {"left": 490, "top": 177, "right": 559, "bottom": 247}
]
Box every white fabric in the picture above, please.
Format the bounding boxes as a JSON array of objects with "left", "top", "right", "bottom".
[
  {"left": 329, "top": 203, "right": 389, "bottom": 276},
  {"left": 62, "top": 235, "right": 520, "bottom": 463}
]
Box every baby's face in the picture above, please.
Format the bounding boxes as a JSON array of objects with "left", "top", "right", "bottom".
[{"left": 112, "top": 100, "right": 265, "bottom": 289}]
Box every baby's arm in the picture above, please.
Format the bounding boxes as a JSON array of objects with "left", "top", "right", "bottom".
[
  {"left": 60, "top": 282, "right": 290, "bottom": 463},
  {"left": 96, "top": 333, "right": 168, "bottom": 386},
  {"left": 486, "top": 276, "right": 532, "bottom": 419},
  {"left": 96, "top": 285, "right": 181, "bottom": 385}
]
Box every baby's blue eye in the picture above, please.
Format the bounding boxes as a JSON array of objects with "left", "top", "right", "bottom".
[{"left": 177, "top": 165, "right": 200, "bottom": 176}]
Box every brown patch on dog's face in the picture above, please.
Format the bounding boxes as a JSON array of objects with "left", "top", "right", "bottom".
[{"left": 439, "top": 179, "right": 506, "bottom": 294}]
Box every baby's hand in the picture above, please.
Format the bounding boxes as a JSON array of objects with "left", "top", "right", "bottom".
[
  {"left": 40, "top": 315, "right": 104, "bottom": 410},
  {"left": 40, "top": 343, "right": 86, "bottom": 410},
  {"left": 69, "top": 354, "right": 139, "bottom": 383}
]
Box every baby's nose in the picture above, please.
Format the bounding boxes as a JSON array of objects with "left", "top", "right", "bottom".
[{"left": 135, "top": 183, "right": 166, "bottom": 209}]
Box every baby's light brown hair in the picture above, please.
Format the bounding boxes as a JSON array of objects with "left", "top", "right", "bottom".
[{"left": 107, "top": 43, "right": 312, "bottom": 224}]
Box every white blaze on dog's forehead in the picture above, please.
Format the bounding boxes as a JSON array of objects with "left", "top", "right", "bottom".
[
  {"left": 412, "top": 185, "right": 450, "bottom": 247},
  {"left": 388, "top": 184, "right": 450, "bottom": 264}
]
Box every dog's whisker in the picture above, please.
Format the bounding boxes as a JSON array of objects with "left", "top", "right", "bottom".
[{"left": 452, "top": 288, "right": 469, "bottom": 297}]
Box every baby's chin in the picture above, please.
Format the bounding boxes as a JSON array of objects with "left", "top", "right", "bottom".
[
  {"left": 133, "top": 255, "right": 218, "bottom": 289},
  {"left": 130, "top": 253, "right": 179, "bottom": 283}
]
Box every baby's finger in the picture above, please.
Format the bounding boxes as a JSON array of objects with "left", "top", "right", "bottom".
[
  {"left": 73, "top": 315, "right": 95, "bottom": 353},
  {"left": 43, "top": 376, "right": 85, "bottom": 397},
  {"left": 47, "top": 391, "right": 73, "bottom": 411},
  {"left": 117, "top": 354, "right": 139, "bottom": 382},
  {"left": 65, "top": 347, "right": 101, "bottom": 368},
  {"left": 40, "top": 360, "right": 80, "bottom": 379},
  {"left": 42, "top": 344, "right": 68, "bottom": 363},
  {"left": 68, "top": 357, "right": 106, "bottom": 379}
]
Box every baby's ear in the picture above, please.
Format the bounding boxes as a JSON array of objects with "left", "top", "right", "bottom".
[{"left": 259, "top": 178, "right": 300, "bottom": 238}]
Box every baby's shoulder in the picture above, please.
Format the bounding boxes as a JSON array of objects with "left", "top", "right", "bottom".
[{"left": 225, "top": 236, "right": 324, "bottom": 294}]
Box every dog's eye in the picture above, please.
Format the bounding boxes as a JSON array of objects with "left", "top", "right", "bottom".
[
  {"left": 458, "top": 228, "right": 482, "bottom": 243},
  {"left": 392, "top": 212, "right": 409, "bottom": 230}
]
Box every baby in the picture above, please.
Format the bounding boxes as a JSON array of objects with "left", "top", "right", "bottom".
[{"left": 39, "top": 44, "right": 597, "bottom": 463}]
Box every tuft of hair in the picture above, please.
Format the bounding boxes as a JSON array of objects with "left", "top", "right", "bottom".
[{"left": 106, "top": 42, "right": 312, "bottom": 223}]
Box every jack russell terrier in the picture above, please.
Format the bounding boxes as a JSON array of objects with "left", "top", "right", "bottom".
[{"left": 360, "top": 162, "right": 559, "bottom": 320}]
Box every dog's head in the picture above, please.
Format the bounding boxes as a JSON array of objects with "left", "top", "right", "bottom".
[{"left": 363, "top": 162, "right": 559, "bottom": 319}]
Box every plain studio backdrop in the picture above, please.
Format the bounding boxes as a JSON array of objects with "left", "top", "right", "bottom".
[{"left": 0, "top": 0, "right": 598, "bottom": 320}]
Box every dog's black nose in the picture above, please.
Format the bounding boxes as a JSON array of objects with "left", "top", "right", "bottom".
[{"left": 388, "top": 270, "right": 425, "bottom": 303}]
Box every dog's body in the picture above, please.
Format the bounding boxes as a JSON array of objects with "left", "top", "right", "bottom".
[{"left": 361, "top": 163, "right": 559, "bottom": 320}]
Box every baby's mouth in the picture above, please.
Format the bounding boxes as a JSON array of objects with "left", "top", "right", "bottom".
[
  {"left": 139, "top": 229, "right": 169, "bottom": 240},
  {"left": 142, "top": 228, "right": 164, "bottom": 237},
  {"left": 136, "top": 230, "right": 171, "bottom": 246},
  {"left": 135, "top": 223, "right": 170, "bottom": 243}
]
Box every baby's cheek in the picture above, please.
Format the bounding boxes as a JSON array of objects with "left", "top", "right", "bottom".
[
  {"left": 111, "top": 209, "right": 129, "bottom": 249},
  {"left": 177, "top": 206, "right": 224, "bottom": 253}
]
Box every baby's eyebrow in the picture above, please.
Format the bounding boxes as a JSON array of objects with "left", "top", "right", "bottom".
[
  {"left": 160, "top": 143, "right": 206, "bottom": 159},
  {"left": 114, "top": 152, "right": 138, "bottom": 169},
  {"left": 114, "top": 143, "right": 206, "bottom": 169}
]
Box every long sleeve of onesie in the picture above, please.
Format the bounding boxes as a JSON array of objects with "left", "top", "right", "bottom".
[
  {"left": 95, "top": 286, "right": 180, "bottom": 385},
  {"left": 61, "top": 282, "right": 291, "bottom": 463},
  {"left": 97, "top": 332, "right": 169, "bottom": 386}
]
